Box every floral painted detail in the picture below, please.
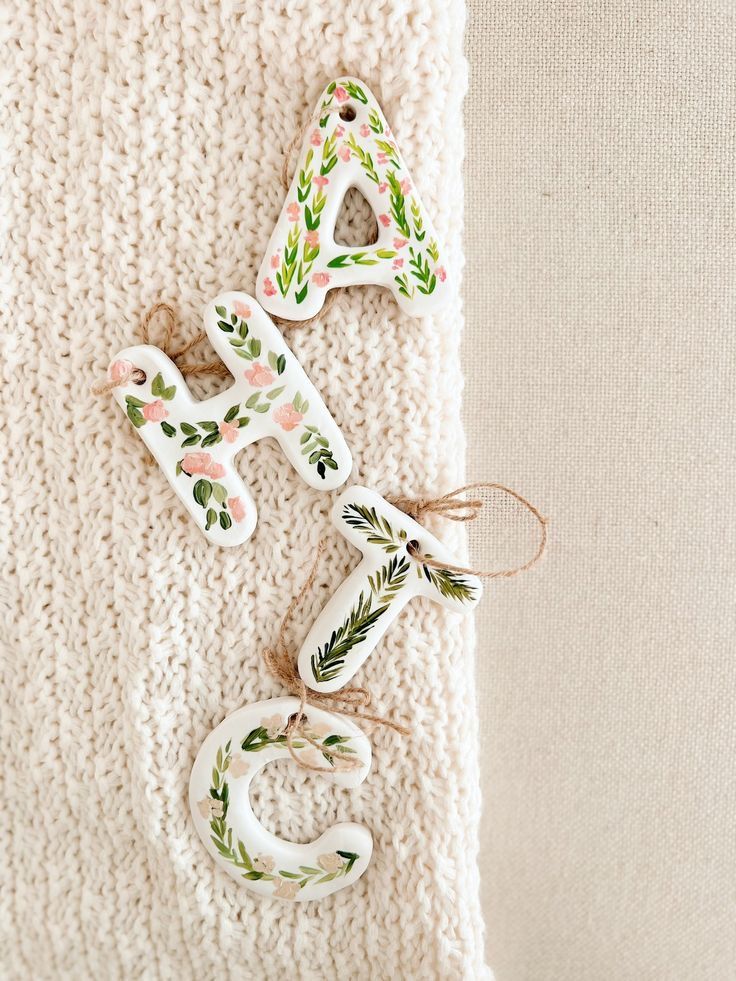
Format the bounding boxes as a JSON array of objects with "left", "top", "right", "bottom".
[
  {"left": 240, "top": 717, "right": 356, "bottom": 767},
  {"left": 311, "top": 503, "right": 477, "bottom": 683},
  {"left": 204, "top": 740, "right": 360, "bottom": 897},
  {"left": 266, "top": 78, "right": 445, "bottom": 308},
  {"left": 344, "top": 503, "right": 478, "bottom": 603},
  {"left": 124, "top": 372, "right": 177, "bottom": 438}
]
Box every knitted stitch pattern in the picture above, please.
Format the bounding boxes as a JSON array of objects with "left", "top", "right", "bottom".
[{"left": 0, "top": 1, "right": 486, "bottom": 978}]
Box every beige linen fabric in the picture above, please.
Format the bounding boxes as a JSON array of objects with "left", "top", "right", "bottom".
[
  {"left": 1, "top": 2, "right": 488, "bottom": 978},
  {"left": 464, "top": 3, "right": 736, "bottom": 979}
]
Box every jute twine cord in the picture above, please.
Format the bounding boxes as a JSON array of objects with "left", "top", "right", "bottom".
[
  {"left": 388, "top": 482, "right": 548, "bottom": 580},
  {"left": 263, "top": 538, "right": 410, "bottom": 774}
]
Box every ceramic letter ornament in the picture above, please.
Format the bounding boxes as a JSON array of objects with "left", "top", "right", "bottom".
[
  {"left": 189, "top": 697, "right": 372, "bottom": 901},
  {"left": 298, "top": 486, "right": 482, "bottom": 693},
  {"left": 109, "top": 293, "right": 351, "bottom": 545},
  {"left": 257, "top": 77, "right": 450, "bottom": 319}
]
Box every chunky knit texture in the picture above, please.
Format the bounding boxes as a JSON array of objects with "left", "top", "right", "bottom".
[{"left": 1, "top": 2, "right": 486, "bottom": 978}]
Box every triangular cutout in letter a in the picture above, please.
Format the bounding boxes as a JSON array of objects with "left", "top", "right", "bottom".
[{"left": 257, "top": 77, "right": 450, "bottom": 320}]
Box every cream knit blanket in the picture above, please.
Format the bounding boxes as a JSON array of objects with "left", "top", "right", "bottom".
[{"left": 1, "top": 2, "right": 486, "bottom": 977}]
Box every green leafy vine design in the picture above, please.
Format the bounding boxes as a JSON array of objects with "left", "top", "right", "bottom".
[{"left": 201, "top": 738, "right": 360, "bottom": 897}]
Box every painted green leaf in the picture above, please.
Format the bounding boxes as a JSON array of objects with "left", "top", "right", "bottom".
[
  {"left": 162, "top": 385, "right": 176, "bottom": 400},
  {"left": 205, "top": 507, "right": 217, "bottom": 531},
  {"left": 217, "top": 319, "right": 233, "bottom": 333},
  {"left": 200, "top": 432, "right": 221, "bottom": 448},
  {"left": 125, "top": 395, "right": 145, "bottom": 407},
  {"left": 212, "top": 482, "right": 227, "bottom": 505},
  {"left": 219, "top": 510, "right": 232, "bottom": 530},
  {"left": 126, "top": 404, "right": 145, "bottom": 428},
  {"left": 215, "top": 305, "right": 227, "bottom": 317},
  {"left": 151, "top": 372, "right": 165, "bottom": 397},
  {"left": 295, "top": 283, "right": 308, "bottom": 304},
  {"left": 276, "top": 354, "right": 286, "bottom": 375},
  {"left": 193, "top": 479, "right": 212, "bottom": 507},
  {"left": 266, "top": 386, "right": 285, "bottom": 400},
  {"left": 181, "top": 434, "right": 200, "bottom": 447},
  {"left": 224, "top": 404, "right": 240, "bottom": 423},
  {"left": 160, "top": 421, "right": 176, "bottom": 437},
  {"left": 198, "top": 420, "right": 218, "bottom": 432},
  {"left": 180, "top": 422, "right": 197, "bottom": 435},
  {"left": 268, "top": 351, "right": 278, "bottom": 371},
  {"left": 254, "top": 404, "right": 269, "bottom": 413}
]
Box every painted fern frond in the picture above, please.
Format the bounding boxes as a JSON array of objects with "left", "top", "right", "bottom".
[
  {"left": 422, "top": 565, "right": 477, "bottom": 604},
  {"left": 342, "top": 503, "right": 406, "bottom": 553}
]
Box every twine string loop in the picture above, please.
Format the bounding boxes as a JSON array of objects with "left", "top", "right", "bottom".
[{"left": 390, "top": 482, "right": 548, "bottom": 580}]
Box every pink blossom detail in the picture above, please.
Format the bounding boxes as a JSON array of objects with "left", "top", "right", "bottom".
[
  {"left": 393, "top": 237, "right": 408, "bottom": 249},
  {"left": 219, "top": 420, "right": 239, "bottom": 443},
  {"left": 305, "top": 230, "right": 319, "bottom": 249},
  {"left": 270, "top": 252, "right": 281, "bottom": 269},
  {"left": 262, "top": 278, "right": 277, "bottom": 297},
  {"left": 333, "top": 86, "right": 349, "bottom": 103},
  {"left": 234, "top": 301, "right": 251, "bottom": 318},
  {"left": 378, "top": 182, "right": 388, "bottom": 194},
  {"left": 400, "top": 179, "right": 412, "bottom": 195},
  {"left": 181, "top": 452, "right": 213, "bottom": 475},
  {"left": 142, "top": 400, "right": 168, "bottom": 422},
  {"left": 244, "top": 362, "right": 275, "bottom": 387},
  {"left": 312, "top": 272, "right": 330, "bottom": 287},
  {"left": 378, "top": 214, "right": 391, "bottom": 227},
  {"left": 310, "top": 129, "right": 322, "bottom": 147},
  {"left": 205, "top": 461, "right": 225, "bottom": 479},
  {"left": 360, "top": 124, "right": 370, "bottom": 137},
  {"left": 437, "top": 266, "right": 447, "bottom": 282},
  {"left": 377, "top": 152, "right": 388, "bottom": 165},
  {"left": 286, "top": 202, "right": 300, "bottom": 222},
  {"left": 228, "top": 497, "right": 246, "bottom": 523},
  {"left": 392, "top": 258, "right": 404, "bottom": 269},
  {"left": 273, "top": 403, "right": 304, "bottom": 432},
  {"left": 334, "top": 124, "right": 345, "bottom": 138},
  {"left": 338, "top": 144, "right": 351, "bottom": 162},
  {"left": 313, "top": 175, "right": 329, "bottom": 187},
  {"left": 109, "top": 359, "right": 133, "bottom": 383}
]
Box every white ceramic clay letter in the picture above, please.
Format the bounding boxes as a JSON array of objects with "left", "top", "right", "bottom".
[
  {"left": 189, "top": 697, "right": 372, "bottom": 901},
  {"left": 298, "top": 486, "right": 482, "bottom": 693},
  {"left": 257, "top": 77, "right": 450, "bottom": 319},
  {"left": 108, "top": 293, "right": 352, "bottom": 546}
]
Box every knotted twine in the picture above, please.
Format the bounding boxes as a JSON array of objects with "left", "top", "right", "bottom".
[
  {"left": 262, "top": 483, "right": 547, "bottom": 772},
  {"left": 262, "top": 539, "right": 409, "bottom": 773}
]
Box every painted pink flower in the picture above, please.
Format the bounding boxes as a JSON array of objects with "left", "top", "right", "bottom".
[
  {"left": 312, "top": 272, "right": 330, "bottom": 287},
  {"left": 318, "top": 852, "right": 345, "bottom": 873},
  {"left": 205, "top": 461, "right": 225, "bottom": 479},
  {"left": 392, "top": 258, "right": 404, "bottom": 269},
  {"left": 437, "top": 266, "right": 447, "bottom": 282},
  {"left": 274, "top": 879, "right": 300, "bottom": 899},
  {"left": 377, "top": 152, "right": 388, "bottom": 165},
  {"left": 400, "top": 179, "right": 412, "bottom": 195},
  {"left": 333, "top": 85, "right": 349, "bottom": 103},
  {"left": 142, "top": 399, "right": 168, "bottom": 422},
  {"left": 313, "top": 175, "right": 329, "bottom": 187},
  {"left": 219, "top": 420, "right": 239, "bottom": 443},
  {"left": 305, "top": 230, "right": 319, "bottom": 249},
  {"left": 338, "top": 144, "right": 351, "bottom": 162},
  {"left": 262, "top": 278, "right": 277, "bottom": 297},
  {"left": 378, "top": 182, "right": 388, "bottom": 194},
  {"left": 393, "top": 237, "right": 408, "bottom": 249},
  {"left": 378, "top": 213, "right": 391, "bottom": 227},
  {"left": 228, "top": 497, "right": 246, "bottom": 523},
  {"left": 334, "top": 124, "right": 345, "bottom": 137},
  {"left": 385, "top": 127, "right": 392, "bottom": 137},
  {"left": 181, "top": 451, "right": 213, "bottom": 475},
  {"left": 273, "top": 403, "right": 304, "bottom": 432},
  {"left": 109, "top": 359, "right": 134, "bottom": 382},
  {"left": 270, "top": 252, "right": 281, "bottom": 269},
  {"left": 228, "top": 753, "right": 249, "bottom": 778},
  {"left": 360, "top": 123, "right": 370, "bottom": 137},
  {"left": 286, "top": 202, "right": 300, "bottom": 222},
  {"left": 234, "top": 301, "right": 251, "bottom": 318},
  {"left": 244, "top": 362, "right": 275, "bottom": 387},
  {"left": 310, "top": 129, "right": 322, "bottom": 147}
]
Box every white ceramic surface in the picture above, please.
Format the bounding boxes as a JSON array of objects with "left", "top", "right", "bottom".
[
  {"left": 298, "top": 486, "right": 483, "bottom": 693},
  {"left": 109, "top": 292, "right": 352, "bottom": 546},
  {"left": 256, "top": 76, "right": 451, "bottom": 318},
  {"left": 189, "top": 697, "right": 373, "bottom": 902}
]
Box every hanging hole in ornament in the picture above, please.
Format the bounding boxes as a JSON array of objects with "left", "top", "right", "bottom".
[
  {"left": 132, "top": 368, "right": 147, "bottom": 385},
  {"left": 339, "top": 104, "right": 357, "bottom": 122},
  {"left": 407, "top": 540, "right": 421, "bottom": 557}
]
